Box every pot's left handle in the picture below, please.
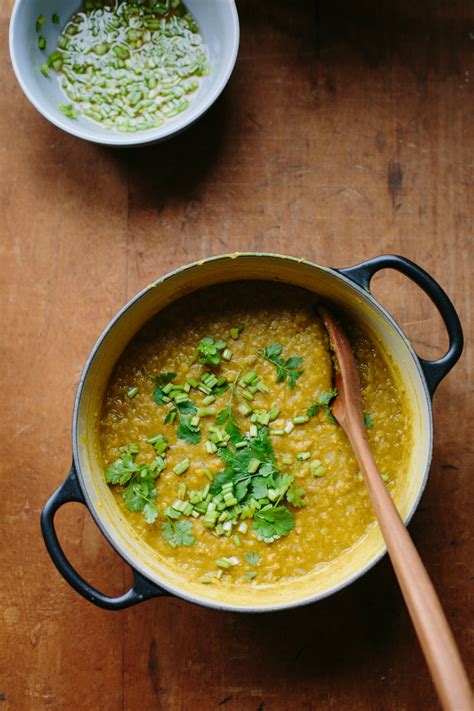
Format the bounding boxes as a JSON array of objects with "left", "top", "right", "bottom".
[{"left": 41, "top": 465, "right": 169, "bottom": 610}]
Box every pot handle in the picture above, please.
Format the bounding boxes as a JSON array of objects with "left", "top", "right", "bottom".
[
  {"left": 338, "top": 254, "right": 463, "bottom": 397},
  {"left": 41, "top": 465, "right": 169, "bottom": 610}
]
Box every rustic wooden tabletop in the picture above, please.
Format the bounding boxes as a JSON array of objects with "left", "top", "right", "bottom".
[{"left": 1, "top": 1, "right": 472, "bottom": 709}]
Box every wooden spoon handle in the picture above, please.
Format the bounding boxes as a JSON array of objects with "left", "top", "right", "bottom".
[{"left": 349, "top": 428, "right": 473, "bottom": 711}]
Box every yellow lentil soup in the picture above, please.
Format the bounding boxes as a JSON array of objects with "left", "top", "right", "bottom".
[{"left": 99, "top": 282, "right": 412, "bottom": 587}]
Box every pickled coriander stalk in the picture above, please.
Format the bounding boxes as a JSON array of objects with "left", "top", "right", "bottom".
[{"left": 43, "top": 0, "right": 209, "bottom": 132}]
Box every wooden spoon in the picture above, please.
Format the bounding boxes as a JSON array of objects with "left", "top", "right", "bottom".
[{"left": 318, "top": 305, "right": 473, "bottom": 711}]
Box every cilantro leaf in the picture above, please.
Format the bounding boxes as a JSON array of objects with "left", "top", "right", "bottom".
[
  {"left": 123, "top": 477, "right": 156, "bottom": 513},
  {"left": 245, "top": 551, "right": 260, "bottom": 566},
  {"left": 177, "top": 415, "right": 201, "bottom": 444},
  {"left": 364, "top": 412, "right": 374, "bottom": 429},
  {"left": 306, "top": 389, "right": 339, "bottom": 424},
  {"left": 105, "top": 454, "right": 140, "bottom": 485},
  {"left": 260, "top": 343, "right": 304, "bottom": 389},
  {"left": 162, "top": 519, "right": 195, "bottom": 548},
  {"left": 145, "top": 371, "right": 176, "bottom": 404},
  {"left": 105, "top": 445, "right": 161, "bottom": 524},
  {"left": 218, "top": 427, "right": 276, "bottom": 489},
  {"left": 270, "top": 473, "right": 293, "bottom": 502},
  {"left": 143, "top": 502, "right": 158, "bottom": 524},
  {"left": 196, "top": 336, "right": 226, "bottom": 366},
  {"left": 264, "top": 343, "right": 282, "bottom": 359},
  {"left": 253, "top": 505, "right": 295, "bottom": 542},
  {"left": 251, "top": 476, "right": 271, "bottom": 500},
  {"left": 212, "top": 380, "right": 229, "bottom": 396},
  {"left": 225, "top": 415, "right": 244, "bottom": 445},
  {"left": 176, "top": 400, "right": 197, "bottom": 416},
  {"left": 306, "top": 403, "right": 320, "bottom": 418},
  {"left": 210, "top": 470, "right": 234, "bottom": 495},
  {"left": 147, "top": 370, "right": 177, "bottom": 386},
  {"left": 318, "top": 389, "right": 338, "bottom": 406},
  {"left": 215, "top": 404, "right": 231, "bottom": 426}
]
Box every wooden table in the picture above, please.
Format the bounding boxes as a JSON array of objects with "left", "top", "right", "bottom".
[{"left": 1, "top": 1, "right": 472, "bottom": 709}]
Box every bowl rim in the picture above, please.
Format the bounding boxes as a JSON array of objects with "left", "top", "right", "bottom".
[
  {"left": 9, "top": 0, "right": 240, "bottom": 146},
  {"left": 71, "top": 252, "right": 434, "bottom": 612}
]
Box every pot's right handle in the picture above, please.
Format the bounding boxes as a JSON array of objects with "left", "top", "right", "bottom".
[
  {"left": 41, "top": 465, "right": 169, "bottom": 610},
  {"left": 338, "top": 255, "right": 463, "bottom": 397}
]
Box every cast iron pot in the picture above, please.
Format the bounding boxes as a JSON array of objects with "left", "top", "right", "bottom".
[{"left": 41, "top": 254, "right": 463, "bottom": 612}]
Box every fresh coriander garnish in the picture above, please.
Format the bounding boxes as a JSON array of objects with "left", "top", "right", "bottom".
[
  {"left": 196, "top": 336, "right": 227, "bottom": 366},
  {"left": 259, "top": 343, "right": 304, "bottom": 388},
  {"left": 146, "top": 370, "right": 177, "bottom": 404},
  {"left": 306, "top": 389, "right": 338, "bottom": 424},
  {"left": 106, "top": 445, "right": 159, "bottom": 524},
  {"left": 162, "top": 519, "right": 195, "bottom": 548},
  {"left": 38, "top": 36, "right": 47, "bottom": 51},
  {"left": 244, "top": 551, "right": 260, "bottom": 566},
  {"left": 147, "top": 370, "right": 201, "bottom": 443},
  {"left": 52, "top": 13, "right": 60, "bottom": 24},
  {"left": 253, "top": 505, "right": 295, "bottom": 543},
  {"left": 363, "top": 412, "right": 374, "bottom": 429},
  {"left": 215, "top": 369, "right": 242, "bottom": 427},
  {"left": 176, "top": 409, "right": 201, "bottom": 444}
]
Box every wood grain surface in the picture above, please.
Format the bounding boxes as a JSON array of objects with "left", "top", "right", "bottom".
[{"left": 0, "top": 1, "right": 472, "bottom": 709}]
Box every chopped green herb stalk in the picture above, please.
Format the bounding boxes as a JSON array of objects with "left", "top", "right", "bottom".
[
  {"left": 293, "top": 415, "right": 309, "bottom": 425},
  {"left": 297, "top": 452, "right": 310, "bottom": 461},
  {"left": 127, "top": 386, "right": 139, "bottom": 399},
  {"left": 259, "top": 343, "right": 304, "bottom": 388},
  {"left": 229, "top": 324, "right": 244, "bottom": 340},
  {"left": 173, "top": 458, "right": 190, "bottom": 475},
  {"left": 216, "top": 556, "right": 239, "bottom": 569},
  {"left": 38, "top": 36, "right": 47, "bottom": 50},
  {"left": 52, "top": 13, "right": 60, "bottom": 24}
]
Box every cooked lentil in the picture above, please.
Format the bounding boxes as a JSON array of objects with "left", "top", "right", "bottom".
[{"left": 99, "top": 282, "right": 412, "bottom": 585}]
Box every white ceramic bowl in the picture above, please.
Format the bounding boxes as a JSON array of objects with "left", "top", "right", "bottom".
[{"left": 9, "top": 0, "right": 239, "bottom": 146}]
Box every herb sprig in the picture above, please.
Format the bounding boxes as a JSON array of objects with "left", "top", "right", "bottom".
[
  {"left": 105, "top": 444, "right": 162, "bottom": 524},
  {"left": 162, "top": 519, "right": 195, "bottom": 548},
  {"left": 307, "top": 389, "right": 338, "bottom": 424},
  {"left": 259, "top": 343, "right": 304, "bottom": 388}
]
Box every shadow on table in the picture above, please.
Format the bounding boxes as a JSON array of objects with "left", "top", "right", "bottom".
[{"left": 106, "top": 92, "right": 230, "bottom": 211}]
